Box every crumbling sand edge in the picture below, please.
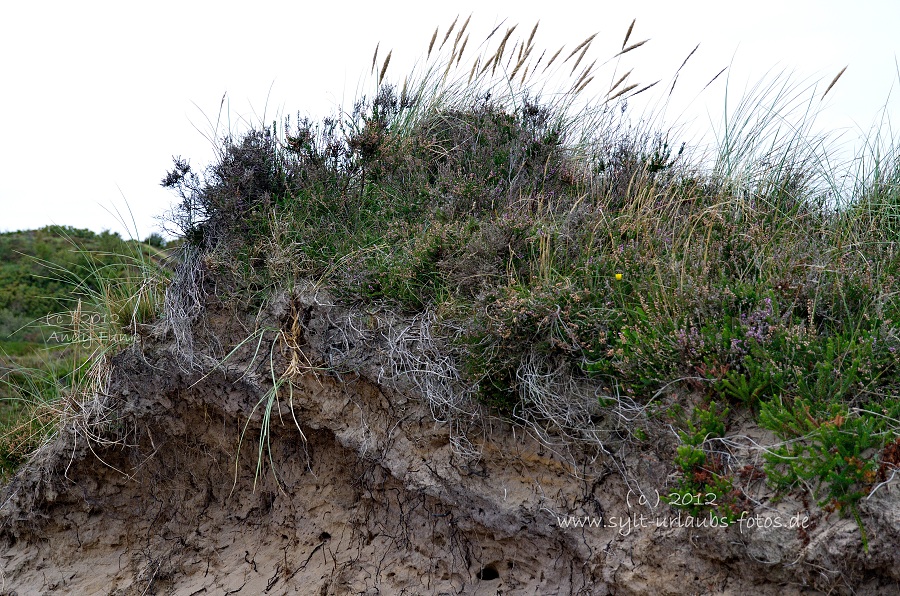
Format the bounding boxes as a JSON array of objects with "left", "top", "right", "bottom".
[{"left": 2, "top": 296, "right": 899, "bottom": 595}]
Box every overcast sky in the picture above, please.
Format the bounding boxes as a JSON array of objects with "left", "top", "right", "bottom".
[{"left": 2, "top": 0, "right": 897, "bottom": 239}]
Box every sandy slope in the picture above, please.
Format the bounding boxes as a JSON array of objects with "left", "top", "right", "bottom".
[{"left": 2, "top": 294, "right": 899, "bottom": 595}]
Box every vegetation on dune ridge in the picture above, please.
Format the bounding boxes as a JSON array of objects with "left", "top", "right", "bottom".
[
  {"left": 161, "top": 18, "right": 900, "bottom": 523},
  {"left": 4, "top": 17, "right": 900, "bottom": 531}
]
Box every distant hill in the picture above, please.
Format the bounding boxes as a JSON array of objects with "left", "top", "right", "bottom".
[
  {"left": 0, "top": 226, "right": 174, "bottom": 343},
  {"left": 0, "top": 226, "right": 174, "bottom": 474}
]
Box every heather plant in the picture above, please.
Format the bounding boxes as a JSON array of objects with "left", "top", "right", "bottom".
[{"left": 666, "top": 401, "right": 746, "bottom": 523}]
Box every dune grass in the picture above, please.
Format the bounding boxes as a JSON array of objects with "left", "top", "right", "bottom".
[{"left": 0, "top": 226, "right": 169, "bottom": 479}]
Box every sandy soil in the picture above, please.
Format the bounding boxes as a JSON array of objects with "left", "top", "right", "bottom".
[{"left": 2, "top": 294, "right": 899, "bottom": 595}]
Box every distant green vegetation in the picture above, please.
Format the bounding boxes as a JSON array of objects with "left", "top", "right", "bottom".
[{"left": 0, "top": 226, "right": 171, "bottom": 479}]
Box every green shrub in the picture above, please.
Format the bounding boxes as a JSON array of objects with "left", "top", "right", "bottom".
[{"left": 666, "top": 402, "right": 746, "bottom": 522}]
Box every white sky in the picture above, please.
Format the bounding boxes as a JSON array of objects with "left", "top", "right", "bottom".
[{"left": 1, "top": 0, "right": 897, "bottom": 239}]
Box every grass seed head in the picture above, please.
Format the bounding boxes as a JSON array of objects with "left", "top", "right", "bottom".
[
  {"left": 622, "top": 18, "right": 635, "bottom": 50},
  {"left": 821, "top": 65, "right": 848, "bottom": 100},
  {"left": 609, "top": 69, "right": 633, "bottom": 94},
  {"left": 619, "top": 39, "right": 649, "bottom": 56},
  {"left": 526, "top": 20, "right": 540, "bottom": 50},
  {"left": 566, "top": 33, "right": 598, "bottom": 63},
  {"left": 457, "top": 34, "right": 469, "bottom": 65},
  {"left": 492, "top": 25, "right": 518, "bottom": 75},
  {"left": 532, "top": 49, "right": 547, "bottom": 72},
  {"left": 575, "top": 75, "right": 595, "bottom": 94},
  {"left": 544, "top": 45, "right": 565, "bottom": 72},
  {"left": 455, "top": 14, "right": 472, "bottom": 46},
  {"left": 606, "top": 82, "right": 639, "bottom": 102},
  {"left": 628, "top": 80, "right": 660, "bottom": 99},
  {"left": 427, "top": 27, "right": 438, "bottom": 58},
  {"left": 573, "top": 59, "right": 597, "bottom": 89},
  {"left": 511, "top": 45, "right": 534, "bottom": 81},
  {"left": 379, "top": 50, "right": 392, "bottom": 85},
  {"left": 571, "top": 44, "right": 590, "bottom": 75},
  {"left": 440, "top": 14, "right": 459, "bottom": 50}
]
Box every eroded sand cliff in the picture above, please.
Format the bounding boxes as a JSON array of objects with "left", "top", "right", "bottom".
[{"left": 2, "top": 292, "right": 899, "bottom": 595}]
